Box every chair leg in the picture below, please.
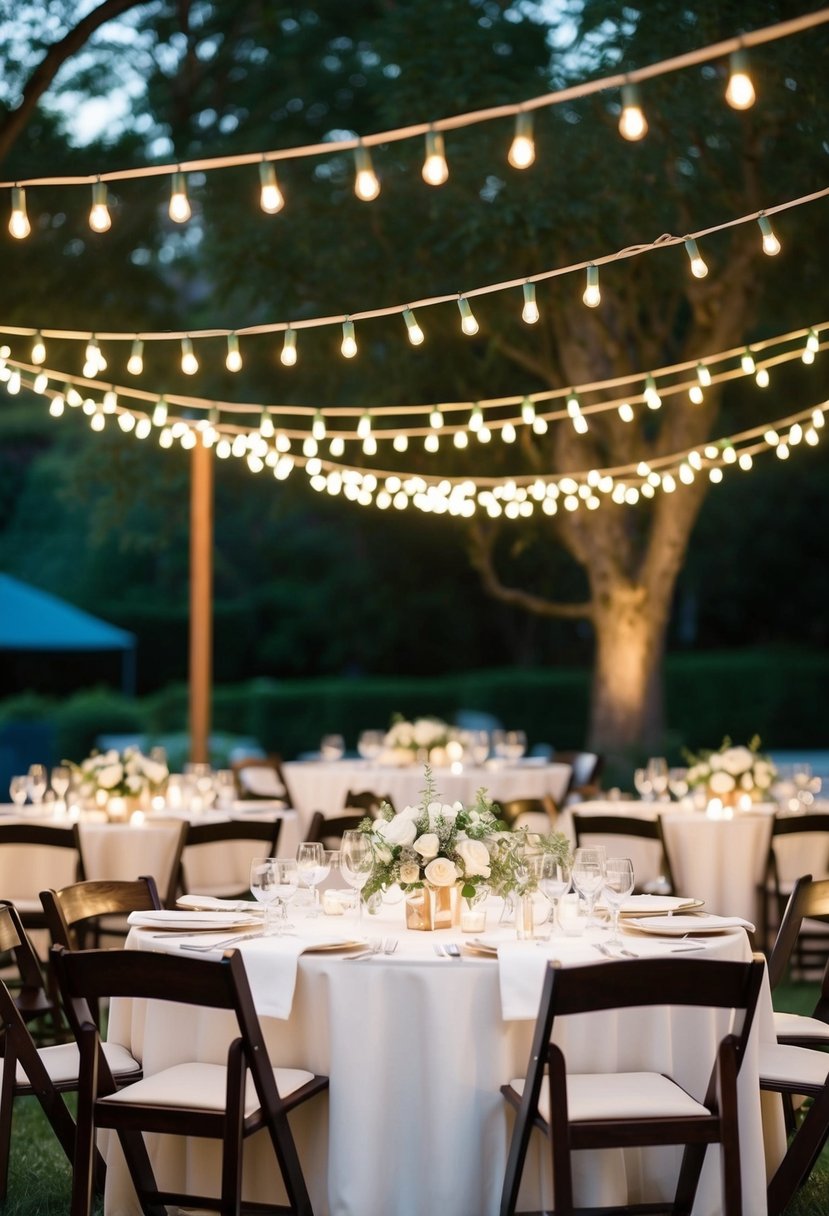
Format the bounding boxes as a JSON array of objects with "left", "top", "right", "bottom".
[
  {"left": 220, "top": 1039, "right": 246, "bottom": 1216},
  {"left": 718, "top": 1044, "right": 742, "bottom": 1216},
  {"left": 672, "top": 1142, "right": 707, "bottom": 1216},
  {"left": 0, "top": 1036, "right": 17, "bottom": 1201},
  {"left": 71, "top": 1028, "right": 99, "bottom": 1216},
  {"left": 767, "top": 1085, "right": 829, "bottom": 1216}
]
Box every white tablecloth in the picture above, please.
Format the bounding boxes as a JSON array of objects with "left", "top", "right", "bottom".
[
  {"left": 560, "top": 801, "right": 776, "bottom": 925},
  {"left": 105, "top": 905, "right": 780, "bottom": 1216}
]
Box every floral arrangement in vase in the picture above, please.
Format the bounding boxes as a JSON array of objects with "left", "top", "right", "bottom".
[
  {"left": 684, "top": 736, "right": 776, "bottom": 806},
  {"left": 381, "top": 714, "right": 456, "bottom": 766},
  {"left": 68, "top": 746, "right": 169, "bottom": 813}
]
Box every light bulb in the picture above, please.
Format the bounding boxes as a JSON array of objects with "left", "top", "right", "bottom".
[
  {"left": 9, "top": 186, "right": 31, "bottom": 239},
  {"left": 341, "top": 319, "right": 357, "bottom": 359},
  {"left": 725, "top": 50, "right": 755, "bottom": 110},
  {"left": 49, "top": 395, "right": 65, "bottom": 417},
  {"left": 696, "top": 362, "right": 712, "bottom": 387},
  {"left": 740, "top": 348, "right": 755, "bottom": 374},
  {"left": 312, "top": 411, "right": 326, "bottom": 440},
  {"left": 89, "top": 180, "right": 111, "bottom": 232},
  {"left": 566, "top": 392, "right": 581, "bottom": 418},
  {"left": 457, "top": 295, "right": 479, "bottom": 336},
  {"left": 103, "top": 389, "right": 118, "bottom": 413},
  {"left": 225, "top": 333, "right": 242, "bottom": 372},
  {"left": 469, "top": 406, "right": 483, "bottom": 432},
  {"left": 521, "top": 282, "right": 539, "bottom": 324},
  {"left": 508, "top": 112, "right": 535, "bottom": 169},
  {"left": 34, "top": 372, "right": 48, "bottom": 394},
  {"left": 521, "top": 397, "right": 535, "bottom": 424},
  {"left": 169, "top": 171, "right": 191, "bottom": 223},
  {"left": 85, "top": 337, "right": 105, "bottom": 372},
  {"left": 152, "top": 397, "right": 168, "bottom": 427},
  {"left": 6, "top": 370, "right": 21, "bottom": 394},
  {"left": 582, "top": 264, "right": 601, "bottom": 308},
  {"left": 755, "top": 367, "right": 770, "bottom": 388},
  {"left": 430, "top": 408, "right": 444, "bottom": 429},
  {"left": 259, "top": 409, "right": 274, "bottom": 437},
  {"left": 354, "top": 145, "right": 380, "bottom": 201},
  {"left": 424, "top": 433, "right": 439, "bottom": 453},
  {"left": 806, "top": 328, "right": 820, "bottom": 353},
  {"left": 684, "top": 237, "right": 708, "bottom": 279},
  {"left": 422, "top": 130, "right": 448, "bottom": 185},
  {"left": 644, "top": 375, "right": 661, "bottom": 409},
  {"left": 65, "top": 384, "right": 82, "bottom": 407},
  {"left": 402, "top": 307, "right": 424, "bottom": 346},
  {"left": 31, "top": 332, "right": 46, "bottom": 364},
  {"left": 258, "top": 160, "right": 285, "bottom": 214},
  {"left": 393, "top": 434, "right": 408, "bottom": 453},
  {"left": 618, "top": 402, "right": 634, "bottom": 422},
  {"left": 618, "top": 84, "right": 648, "bottom": 141},
  {"left": 689, "top": 385, "right": 704, "bottom": 404},
  {"left": 280, "top": 326, "right": 297, "bottom": 366},
  {"left": 357, "top": 411, "right": 372, "bottom": 439},
  {"left": 127, "top": 339, "right": 144, "bottom": 375},
  {"left": 757, "top": 214, "right": 780, "bottom": 256},
  {"left": 90, "top": 409, "right": 106, "bottom": 432},
  {"left": 181, "top": 337, "right": 198, "bottom": 375}
]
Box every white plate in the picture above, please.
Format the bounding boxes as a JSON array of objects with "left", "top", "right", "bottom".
[
  {"left": 177, "top": 895, "right": 264, "bottom": 914},
  {"left": 625, "top": 914, "right": 755, "bottom": 936},
  {"left": 128, "top": 910, "right": 260, "bottom": 931},
  {"left": 617, "top": 896, "right": 705, "bottom": 917}
]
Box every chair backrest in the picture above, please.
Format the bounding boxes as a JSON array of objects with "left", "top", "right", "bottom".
[
  {"left": 572, "top": 812, "right": 676, "bottom": 893},
  {"left": 40, "top": 876, "right": 162, "bottom": 952},
  {"left": 231, "top": 755, "right": 290, "bottom": 802},
  {"left": 767, "top": 873, "right": 829, "bottom": 990},
  {"left": 0, "top": 823, "right": 81, "bottom": 915},
  {"left": 304, "top": 811, "right": 365, "bottom": 847},
  {"left": 769, "top": 813, "right": 829, "bottom": 890},
  {"left": 178, "top": 818, "right": 282, "bottom": 897},
  {"left": 343, "top": 789, "right": 393, "bottom": 817},
  {"left": 74, "top": 818, "right": 187, "bottom": 908},
  {"left": 557, "top": 751, "right": 603, "bottom": 794},
  {"left": 0, "top": 899, "right": 55, "bottom": 1026},
  {"left": 498, "top": 797, "right": 558, "bottom": 832}
]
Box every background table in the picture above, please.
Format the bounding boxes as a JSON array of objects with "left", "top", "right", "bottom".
[{"left": 107, "top": 906, "right": 776, "bottom": 1216}]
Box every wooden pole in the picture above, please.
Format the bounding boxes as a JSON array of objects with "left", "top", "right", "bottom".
[{"left": 189, "top": 436, "right": 213, "bottom": 763}]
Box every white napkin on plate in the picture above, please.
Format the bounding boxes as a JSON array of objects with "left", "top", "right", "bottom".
[
  {"left": 177, "top": 894, "right": 264, "bottom": 915},
  {"left": 229, "top": 929, "right": 366, "bottom": 1018},
  {"left": 495, "top": 938, "right": 603, "bottom": 1021},
  {"left": 626, "top": 914, "right": 755, "bottom": 935},
  {"left": 127, "top": 909, "right": 259, "bottom": 931}
]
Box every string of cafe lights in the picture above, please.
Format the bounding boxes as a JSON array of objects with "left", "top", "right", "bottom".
[
  {"left": 2, "top": 8, "right": 827, "bottom": 237},
  {"left": 1, "top": 326, "right": 824, "bottom": 518},
  {"left": 0, "top": 185, "right": 825, "bottom": 379}
]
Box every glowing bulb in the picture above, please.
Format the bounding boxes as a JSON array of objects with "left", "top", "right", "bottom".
[
  {"left": 225, "top": 333, "right": 242, "bottom": 372},
  {"left": 618, "top": 402, "right": 634, "bottom": 422},
  {"left": 85, "top": 337, "right": 106, "bottom": 372},
  {"left": 65, "top": 384, "right": 82, "bottom": 407},
  {"left": 181, "top": 337, "right": 198, "bottom": 375},
  {"left": 119, "top": 411, "right": 135, "bottom": 433},
  {"left": 521, "top": 282, "right": 539, "bottom": 324},
  {"left": 259, "top": 409, "right": 274, "bottom": 437},
  {"left": 740, "top": 348, "right": 755, "bottom": 374},
  {"left": 508, "top": 112, "right": 535, "bottom": 169},
  {"left": 357, "top": 411, "right": 372, "bottom": 439},
  {"left": 468, "top": 406, "right": 483, "bottom": 432},
  {"left": 755, "top": 367, "right": 770, "bottom": 388},
  {"left": 424, "top": 433, "right": 439, "bottom": 453},
  {"left": 454, "top": 431, "right": 468, "bottom": 449},
  {"left": 689, "top": 385, "right": 704, "bottom": 404},
  {"left": 311, "top": 412, "right": 326, "bottom": 441},
  {"left": 258, "top": 160, "right": 284, "bottom": 214},
  {"left": 6, "top": 370, "right": 20, "bottom": 394},
  {"left": 618, "top": 83, "right": 648, "bottom": 141},
  {"left": 281, "top": 326, "right": 297, "bottom": 366},
  {"left": 330, "top": 436, "right": 345, "bottom": 457},
  {"left": 89, "top": 180, "right": 111, "bottom": 232},
  {"left": 521, "top": 397, "right": 535, "bottom": 425},
  {"left": 354, "top": 145, "right": 380, "bottom": 201},
  {"left": 582, "top": 264, "right": 601, "bottom": 308},
  {"left": 457, "top": 295, "right": 479, "bottom": 336},
  {"left": 9, "top": 186, "right": 31, "bottom": 239},
  {"left": 169, "top": 171, "right": 191, "bottom": 223},
  {"left": 152, "top": 397, "right": 167, "bottom": 427},
  {"left": 402, "top": 307, "right": 424, "bottom": 346},
  {"left": 90, "top": 410, "right": 105, "bottom": 432},
  {"left": 103, "top": 389, "right": 117, "bottom": 413},
  {"left": 430, "top": 408, "right": 444, "bottom": 429},
  {"left": 696, "top": 362, "right": 712, "bottom": 387},
  {"left": 502, "top": 423, "right": 516, "bottom": 443},
  {"left": 34, "top": 372, "right": 48, "bottom": 394},
  {"left": 49, "top": 395, "right": 64, "bottom": 417},
  {"left": 341, "top": 319, "right": 357, "bottom": 359},
  {"left": 393, "top": 434, "right": 408, "bottom": 453},
  {"left": 422, "top": 130, "right": 448, "bottom": 186},
  {"left": 644, "top": 374, "right": 661, "bottom": 409},
  {"left": 685, "top": 238, "right": 708, "bottom": 279},
  {"left": 127, "top": 339, "right": 144, "bottom": 375},
  {"left": 757, "top": 214, "right": 780, "bottom": 256},
  {"left": 806, "top": 328, "right": 820, "bottom": 353},
  {"left": 725, "top": 50, "right": 755, "bottom": 111},
  {"left": 566, "top": 392, "right": 581, "bottom": 418},
  {"left": 31, "top": 332, "right": 46, "bottom": 364}
]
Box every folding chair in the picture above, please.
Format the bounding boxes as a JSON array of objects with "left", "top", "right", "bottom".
[
  {"left": 179, "top": 818, "right": 283, "bottom": 900},
  {"left": 0, "top": 897, "right": 61, "bottom": 1041},
  {"left": 232, "top": 755, "right": 292, "bottom": 804},
  {"left": 0, "top": 822, "right": 82, "bottom": 933},
  {"left": 572, "top": 812, "right": 676, "bottom": 894},
  {"left": 760, "top": 1038, "right": 829, "bottom": 1214},
  {"left": 0, "top": 904, "right": 141, "bottom": 1201},
  {"left": 498, "top": 797, "right": 559, "bottom": 834},
  {"left": 759, "top": 815, "right": 829, "bottom": 959},
  {"left": 342, "top": 789, "right": 394, "bottom": 817},
  {"left": 766, "top": 874, "right": 829, "bottom": 1047},
  {"left": 52, "top": 944, "right": 328, "bottom": 1216},
  {"left": 304, "top": 811, "right": 364, "bottom": 847},
  {"left": 500, "top": 956, "right": 764, "bottom": 1216}
]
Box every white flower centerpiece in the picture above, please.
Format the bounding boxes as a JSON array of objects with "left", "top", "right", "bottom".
[
  {"left": 685, "top": 736, "right": 776, "bottom": 808},
  {"left": 68, "top": 746, "right": 169, "bottom": 819},
  {"left": 380, "top": 714, "right": 457, "bottom": 768}
]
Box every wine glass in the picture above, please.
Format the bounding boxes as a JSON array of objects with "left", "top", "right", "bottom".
[
  {"left": 461, "top": 729, "right": 490, "bottom": 766},
  {"left": 50, "top": 765, "right": 71, "bottom": 809},
  {"left": 646, "top": 757, "right": 669, "bottom": 801},
  {"left": 9, "top": 775, "right": 28, "bottom": 809},
  {"left": 538, "top": 855, "right": 572, "bottom": 930},
  {"left": 250, "top": 857, "right": 281, "bottom": 935},
  {"left": 633, "top": 768, "right": 653, "bottom": 801},
  {"left": 273, "top": 858, "right": 299, "bottom": 932},
  {"left": 603, "top": 857, "right": 635, "bottom": 945},
  {"left": 213, "top": 768, "right": 237, "bottom": 810},
  {"left": 26, "top": 764, "right": 47, "bottom": 810},
  {"left": 297, "top": 842, "right": 330, "bottom": 917},
  {"left": 572, "top": 846, "right": 606, "bottom": 926},
  {"left": 357, "top": 730, "right": 385, "bottom": 763},
  {"left": 668, "top": 767, "right": 689, "bottom": 801},
  {"left": 340, "top": 829, "right": 374, "bottom": 922},
  {"left": 320, "top": 734, "right": 345, "bottom": 763}
]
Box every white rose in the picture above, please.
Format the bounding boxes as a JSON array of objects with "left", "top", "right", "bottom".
[
  {"left": 424, "top": 857, "right": 459, "bottom": 887},
  {"left": 720, "top": 747, "right": 753, "bottom": 776},
  {"left": 374, "top": 842, "right": 393, "bottom": 864},
  {"left": 97, "top": 763, "right": 123, "bottom": 790},
  {"left": 125, "top": 775, "right": 143, "bottom": 794},
  {"left": 413, "top": 833, "right": 440, "bottom": 860},
  {"left": 399, "top": 862, "right": 421, "bottom": 884},
  {"left": 456, "top": 838, "right": 491, "bottom": 878},
  {"left": 709, "top": 753, "right": 723, "bottom": 771},
  {"left": 396, "top": 803, "right": 420, "bottom": 821},
  {"left": 142, "top": 758, "right": 168, "bottom": 785},
  {"left": 740, "top": 772, "right": 755, "bottom": 791},
  {"left": 413, "top": 720, "right": 437, "bottom": 747},
  {"left": 376, "top": 816, "right": 417, "bottom": 848},
  {"left": 708, "top": 770, "right": 735, "bottom": 795}
]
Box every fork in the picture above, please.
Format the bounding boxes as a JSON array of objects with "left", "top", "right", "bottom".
[
  {"left": 180, "top": 930, "right": 264, "bottom": 952},
  {"left": 346, "top": 939, "right": 383, "bottom": 961},
  {"left": 382, "top": 938, "right": 398, "bottom": 955}
]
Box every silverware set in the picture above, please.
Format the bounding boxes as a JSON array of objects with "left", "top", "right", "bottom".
[
  {"left": 346, "top": 938, "right": 398, "bottom": 960},
  {"left": 433, "top": 942, "right": 462, "bottom": 959}
]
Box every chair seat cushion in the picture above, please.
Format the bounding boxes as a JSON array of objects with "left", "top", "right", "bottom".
[
  {"left": 760, "top": 1042, "right": 829, "bottom": 1089},
  {"left": 509, "top": 1072, "right": 710, "bottom": 1123},
  {"left": 774, "top": 1010, "right": 829, "bottom": 1042},
  {"left": 9, "top": 1041, "right": 141, "bottom": 1089},
  {"left": 102, "top": 1061, "right": 314, "bottom": 1116}
]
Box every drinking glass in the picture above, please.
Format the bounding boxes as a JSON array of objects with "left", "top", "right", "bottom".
[
  {"left": 320, "top": 734, "right": 346, "bottom": 763},
  {"left": 603, "top": 857, "right": 635, "bottom": 944},
  {"left": 646, "top": 756, "right": 669, "bottom": 801},
  {"left": 340, "top": 829, "right": 374, "bottom": 922},
  {"left": 572, "top": 846, "right": 606, "bottom": 926},
  {"left": 297, "top": 842, "right": 330, "bottom": 917},
  {"left": 27, "top": 764, "right": 47, "bottom": 809},
  {"left": 213, "top": 769, "right": 236, "bottom": 810},
  {"left": 357, "top": 730, "right": 385, "bottom": 763},
  {"left": 492, "top": 730, "right": 526, "bottom": 763},
  {"left": 633, "top": 768, "right": 653, "bottom": 801},
  {"left": 9, "top": 776, "right": 28, "bottom": 809},
  {"left": 668, "top": 767, "right": 689, "bottom": 801},
  {"left": 538, "top": 856, "right": 572, "bottom": 930},
  {"left": 250, "top": 857, "right": 281, "bottom": 935},
  {"left": 50, "top": 765, "right": 71, "bottom": 807},
  {"left": 273, "top": 858, "right": 299, "bottom": 932},
  {"left": 461, "top": 729, "right": 490, "bottom": 766}
]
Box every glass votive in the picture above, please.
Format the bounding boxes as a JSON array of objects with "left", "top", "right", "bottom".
[
  {"left": 557, "top": 893, "right": 586, "bottom": 937},
  {"left": 461, "top": 901, "right": 487, "bottom": 933}
]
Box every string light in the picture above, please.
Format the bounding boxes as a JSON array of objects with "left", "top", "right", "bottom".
[
  {"left": 521, "top": 397, "right": 535, "bottom": 425},
  {"left": 457, "top": 295, "right": 479, "bottom": 336},
  {"left": 725, "top": 49, "right": 756, "bottom": 110},
  {"left": 583, "top": 264, "right": 601, "bottom": 308},
  {"left": 151, "top": 396, "right": 168, "bottom": 427},
  {"left": 618, "top": 402, "right": 634, "bottom": 422},
  {"left": 353, "top": 144, "right": 380, "bottom": 201},
  {"left": 49, "top": 394, "right": 64, "bottom": 417},
  {"left": 740, "top": 347, "right": 756, "bottom": 374},
  {"left": 521, "top": 282, "right": 539, "bottom": 324},
  {"left": 9, "top": 186, "right": 30, "bottom": 239},
  {"left": 259, "top": 408, "right": 274, "bottom": 437},
  {"left": 127, "top": 339, "right": 144, "bottom": 375},
  {"left": 89, "top": 180, "right": 111, "bottom": 232},
  {"left": 225, "top": 333, "right": 242, "bottom": 372},
  {"left": 357, "top": 411, "right": 372, "bottom": 439},
  {"left": 430, "top": 407, "right": 444, "bottom": 429},
  {"left": 33, "top": 371, "right": 48, "bottom": 394},
  {"left": 341, "top": 319, "right": 357, "bottom": 359},
  {"left": 181, "top": 337, "right": 199, "bottom": 375},
  {"left": 757, "top": 213, "right": 780, "bottom": 255},
  {"left": 258, "top": 160, "right": 284, "bottom": 214},
  {"left": 402, "top": 307, "right": 424, "bottom": 346},
  {"left": 281, "top": 326, "right": 297, "bottom": 366},
  {"left": 422, "top": 130, "right": 448, "bottom": 186},
  {"left": 697, "top": 362, "right": 712, "bottom": 387},
  {"left": 168, "top": 171, "right": 191, "bottom": 223},
  {"left": 508, "top": 112, "right": 535, "bottom": 169},
  {"left": 312, "top": 411, "right": 326, "bottom": 441},
  {"left": 689, "top": 385, "right": 704, "bottom": 404},
  {"left": 31, "top": 332, "right": 46, "bottom": 364},
  {"left": 618, "top": 83, "right": 648, "bottom": 141},
  {"left": 644, "top": 374, "right": 661, "bottom": 409},
  {"left": 684, "top": 237, "right": 709, "bottom": 279},
  {"left": 755, "top": 366, "right": 770, "bottom": 388}
]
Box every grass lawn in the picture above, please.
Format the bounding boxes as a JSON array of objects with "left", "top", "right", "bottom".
[{"left": 2, "top": 984, "right": 827, "bottom": 1215}]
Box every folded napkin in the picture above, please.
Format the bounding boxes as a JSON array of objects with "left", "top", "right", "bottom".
[
  {"left": 626, "top": 914, "right": 755, "bottom": 936},
  {"left": 177, "top": 894, "right": 264, "bottom": 915},
  {"left": 127, "top": 909, "right": 259, "bottom": 931},
  {"left": 495, "top": 938, "right": 603, "bottom": 1021},
  {"left": 227, "top": 928, "right": 366, "bottom": 1018}
]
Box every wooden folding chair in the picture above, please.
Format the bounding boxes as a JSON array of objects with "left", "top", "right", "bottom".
[
  {"left": 232, "top": 755, "right": 291, "bottom": 804},
  {"left": 760, "top": 1037, "right": 829, "bottom": 1214},
  {"left": 572, "top": 812, "right": 676, "bottom": 894},
  {"left": 0, "top": 897, "right": 61, "bottom": 1041},
  {"left": 179, "top": 818, "right": 283, "bottom": 900},
  {"left": 759, "top": 815, "right": 829, "bottom": 960},
  {"left": 766, "top": 874, "right": 829, "bottom": 1047},
  {"left": 51, "top": 944, "right": 328, "bottom": 1216},
  {"left": 0, "top": 822, "right": 82, "bottom": 933},
  {"left": 303, "top": 811, "right": 364, "bottom": 847},
  {"left": 498, "top": 797, "right": 559, "bottom": 833},
  {"left": 342, "top": 789, "right": 394, "bottom": 817},
  {"left": 500, "top": 956, "right": 764, "bottom": 1216}
]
